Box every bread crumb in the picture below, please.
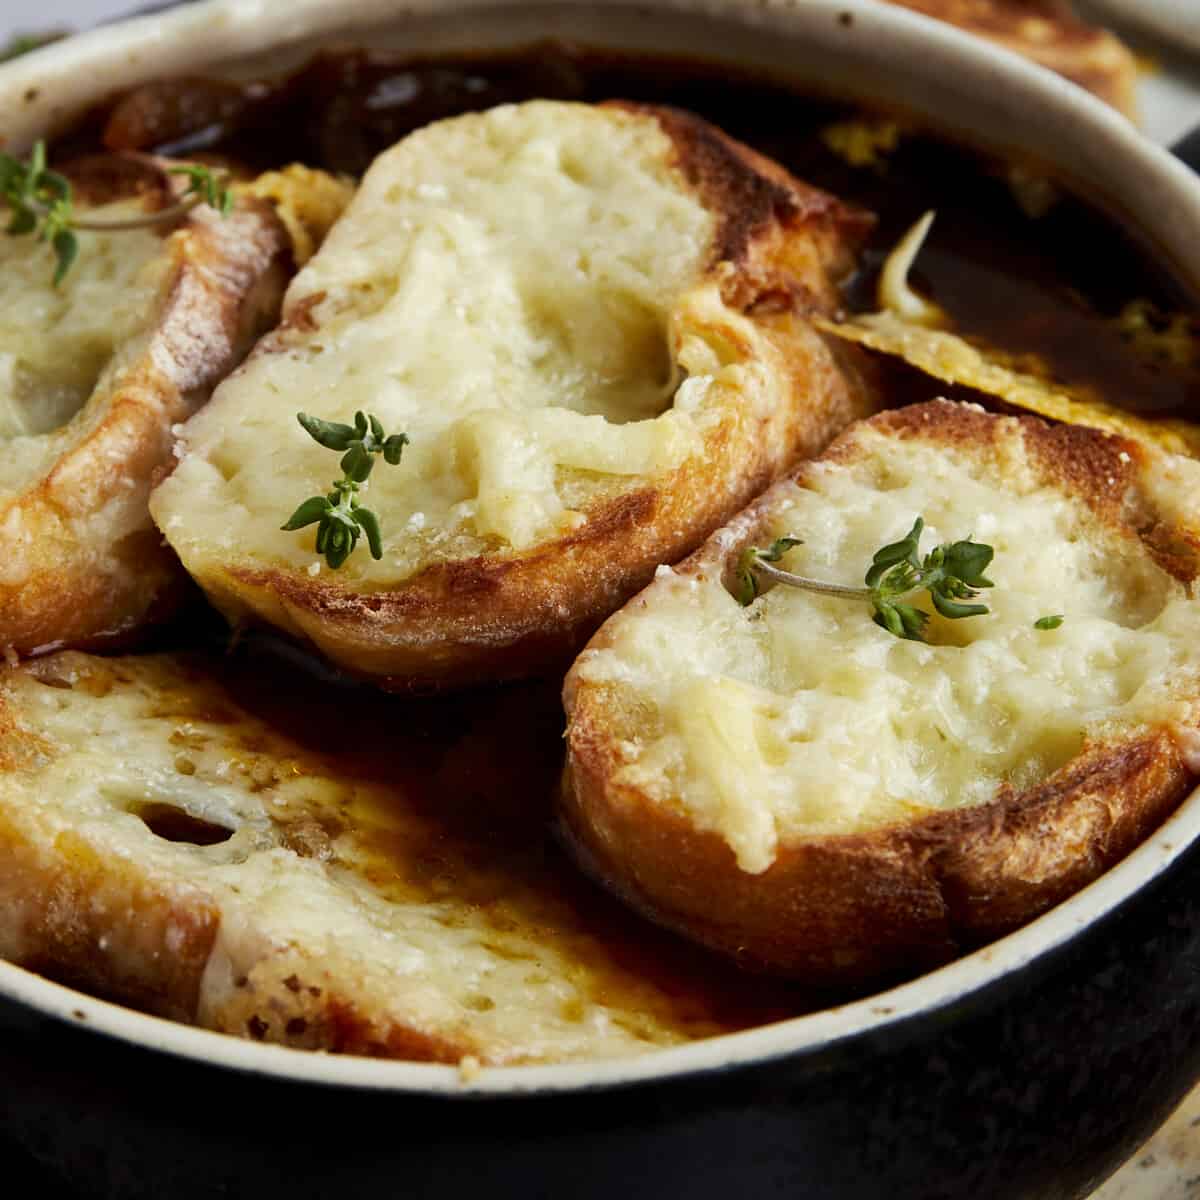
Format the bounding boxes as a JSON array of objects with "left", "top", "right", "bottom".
[{"left": 458, "top": 1054, "right": 482, "bottom": 1083}]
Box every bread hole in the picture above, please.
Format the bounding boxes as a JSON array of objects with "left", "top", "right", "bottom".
[
  {"left": 519, "top": 284, "right": 676, "bottom": 423},
  {"left": 132, "top": 801, "right": 236, "bottom": 846},
  {"left": 462, "top": 994, "right": 496, "bottom": 1013}
]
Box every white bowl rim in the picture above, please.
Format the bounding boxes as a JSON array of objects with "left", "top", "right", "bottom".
[{"left": 2, "top": 0, "right": 1200, "bottom": 1097}]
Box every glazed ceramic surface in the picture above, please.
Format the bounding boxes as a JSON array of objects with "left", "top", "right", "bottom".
[{"left": 3, "top": 2, "right": 1200, "bottom": 1197}]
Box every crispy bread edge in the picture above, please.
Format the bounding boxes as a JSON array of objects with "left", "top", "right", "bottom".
[
  {"left": 560, "top": 401, "right": 1199, "bottom": 983},
  {"left": 0, "top": 194, "right": 290, "bottom": 655},
  {"left": 0, "top": 654, "right": 489, "bottom": 1063},
  {"left": 199, "top": 103, "right": 877, "bottom": 689},
  {"left": 887, "top": 0, "right": 1139, "bottom": 120}
]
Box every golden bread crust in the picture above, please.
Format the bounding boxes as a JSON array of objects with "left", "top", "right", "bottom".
[
  {"left": 0, "top": 651, "right": 798, "bottom": 1064},
  {"left": 0, "top": 187, "right": 289, "bottom": 655},
  {"left": 159, "top": 102, "right": 877, "bottom": 691},
  {"left": 0, "top": 807, "right": 221, "bottom": 1021},
  {"left": 885, "top": 0, "right": 1139, "bottom": 119},
  {"left": 561, "top": 401, "right": 1200, "bottom": 984}
]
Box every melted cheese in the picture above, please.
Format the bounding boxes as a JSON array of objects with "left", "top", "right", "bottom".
[
  {"left": 0, "top": 652, "right": 760, "bottom": 1063},
  {"left": 577, "top": 423, "right": 1200, "bottom": 873},
  {"left": 820, "top": 311, "right": 1200, "bottom": 457},
  {"left": 0, "top": 204, "right": 168, "bottom": 489},
  {"left": 153, "top": 102, "right": 726, "bottom": 583},
  {"left": 233, "top": 164, "right": 355, "bottom": 267},
  {"left": 821, "top": 212, "right": 1200, "bottom": 457}
]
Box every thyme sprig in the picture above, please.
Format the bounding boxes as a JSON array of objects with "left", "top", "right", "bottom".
[
  {"left": 0, "top": 140, "right": 232, "bottom": 284},
  {"left": 282, "top": 411, "right": 409, "bottom": 570},
  {"left": 0, "top": 141, "right": 75, "bottom": 284},
  {"left": 0, "top": 31, "right": 65, "bottom": 63},
  {"left": 167, "top": 163, "right": 235, "bottom": 217},
  {"left": 736, "top": 517, "right": 995, "bottom": 642}
]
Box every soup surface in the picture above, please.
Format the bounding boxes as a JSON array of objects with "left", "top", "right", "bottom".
[{"left": 32, "top": 43, "right": 1200, "bottom": 1036}]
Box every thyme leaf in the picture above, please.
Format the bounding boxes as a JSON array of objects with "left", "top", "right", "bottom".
[
  {"left": 167, "top": 163, "right": 234, "bottom": 217},
  {"left": 0, "top": 31, "right": 66, "bottom": 63},
  {"left": 737, "top": 515, "right": 998, "bottom": 643},
  {"left": 0, "top": 141, "right": 233, "bottom": 284},
  {"left": 283, "top": 411, "right": 409, "bottom": 570}
]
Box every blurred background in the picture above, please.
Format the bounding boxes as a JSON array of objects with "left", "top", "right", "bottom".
[{"left": 1, "top": 0, "right": 132, "bottom": 32}]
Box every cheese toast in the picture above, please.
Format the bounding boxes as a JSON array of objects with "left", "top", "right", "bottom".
[
  {"left": 0, "top": 649, "right": 799, "bottom": 1064},
  {"left": 0, "top": 161, "right": 289, "bottom": 655},
  {"left": 562, "top": 401, "right": 1200, "bottom": 984},
  {"left": 149, "top": 100, "right": 876, "bottom": 690},
  {"left": 886, "top": 0, "right": 1138, "bottom": 119}
]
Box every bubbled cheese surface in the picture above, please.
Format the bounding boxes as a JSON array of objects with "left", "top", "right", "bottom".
[
  {"left": 576, "top": 424, "right": 1200, "bottom": 874},
  {"left": 0, "top": 208, "right": 168, "bottom": 489},
  {"left": 152, "top": 101, "right": 719, "bottom": 583},
  {"left": 0, "top": 652, "right": 763, "bottom": 1063}
]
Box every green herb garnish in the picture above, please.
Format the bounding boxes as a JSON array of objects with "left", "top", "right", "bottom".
[
  {"left": 1034, "top": 614, "right": 1064, "bottom": 630},
  {"left": 736, "top": 516, "right": 995, "bottom": 642},
  {"left": 0, "top": 140, "right": 76, "bottom": 284},
  {"left": 0, "top": 141, "right": 233, "bottom": 284},
  {"left": 167, "top": 162, "right": 234, "bottom": 217},
  {"left": 0, "top": 31, "right": 65, "bottom": 63},
  {"left": 734, "top": 536, "right": 801, "bottom": 606},
  {"left": 282, "top": 411, "right": 409, "bottom": 570}
]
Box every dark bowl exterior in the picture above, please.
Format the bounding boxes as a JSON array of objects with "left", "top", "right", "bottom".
[{"left": 4, "top": 833, "right": 1200, "bottom": 1200}]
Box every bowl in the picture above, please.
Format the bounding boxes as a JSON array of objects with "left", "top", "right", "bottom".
[{"left": 3, "top": 2, "right": 1200, "bottom": 1197}]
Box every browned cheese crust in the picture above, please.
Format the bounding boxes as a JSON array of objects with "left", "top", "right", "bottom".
[
  {"left": 561, "top": 402, "right": 1200, "bottom": 986},
  {"left": 0, "top": 174, "right": 289, "bottom": 655},
  {"left": 885, "top": 0, "right": 1139, "bottom": 119},
  {"left": 203, "top": 103, "right": 878, "bottom": 691}
]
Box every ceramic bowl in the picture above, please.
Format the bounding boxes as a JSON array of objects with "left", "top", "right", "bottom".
[{"left": 3, "top": 3, "right": 1200, "bottom": 1197}]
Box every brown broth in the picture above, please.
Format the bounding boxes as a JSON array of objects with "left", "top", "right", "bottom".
[{"left": 184, "top": 638, "right": 817, "bottom": 1034}]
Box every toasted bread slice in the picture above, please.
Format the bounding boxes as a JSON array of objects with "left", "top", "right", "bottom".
[
  {"left": 0, "top": 161, "right": 289, "bottom": 655},
  {"left": 149, "top": 100, "right": 876, "bottom": 690},
  {"left": 0, "top": 649, "right": 798, "bottom": 1064},
  {"left": 562, "top": 400, "right": 1200, "bottom": 984},
  {"left": 885, "top": 0, "right": 1138, "bottom": 118}
]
